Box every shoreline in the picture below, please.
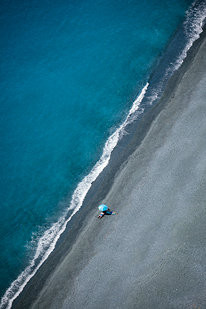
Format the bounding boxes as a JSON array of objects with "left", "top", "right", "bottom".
[{"left": 12, "top": 23, "right": 206, "bottom": 309}]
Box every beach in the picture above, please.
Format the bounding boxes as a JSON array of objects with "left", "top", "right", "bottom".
[{"left": 13, "top": 23, "right": 206, "bottom": 309}]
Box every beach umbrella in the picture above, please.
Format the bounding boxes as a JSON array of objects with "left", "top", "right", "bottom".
[{"left": 98, "top": 204, "right": 108, "bottom": 211}]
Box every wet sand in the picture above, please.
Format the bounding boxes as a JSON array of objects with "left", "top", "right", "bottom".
[{"left": 13, "top": 26, "right": 206, "bottom": 309}]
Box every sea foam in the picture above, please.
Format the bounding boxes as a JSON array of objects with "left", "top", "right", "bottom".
[
  {"left": 147, "top": 0, "right": 206, "bottom": 107},
  {"left": 0, "top": 83, "right": 149, "bottom": 309},
  {"left": 1, "top": 1, "right": 206, "bottom": 308}
]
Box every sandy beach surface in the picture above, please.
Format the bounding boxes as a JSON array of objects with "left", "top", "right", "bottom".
[{"left": 13, "top": 26, "right": 206, "bottom": 309}]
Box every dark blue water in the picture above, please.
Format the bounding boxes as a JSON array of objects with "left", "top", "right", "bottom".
[{"left": 1, "top": 0, "right": 206, "bottom": 307}]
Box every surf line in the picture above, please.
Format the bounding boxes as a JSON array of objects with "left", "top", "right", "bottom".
[
  {"left": 0, "top": 83, "right": 149, "bottom": 309},
  {"left": 2, "top": 5, "right": 206, "bottom": 306},
  {"left": 1, "top": 4, "right": 206, "bottom": 307}
]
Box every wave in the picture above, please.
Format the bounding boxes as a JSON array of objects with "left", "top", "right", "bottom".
[
  {"left": 1, "top": 1, "right": 206, "bottom": 308},
  {"left": 146, "top": 0, "right": 206, "bottom": 107},
  {"left": 169, "top": 0, "right": 206, "bottom": 72},
  {"left": 0, "top": 83, "right": 149, "bottom": 309}
]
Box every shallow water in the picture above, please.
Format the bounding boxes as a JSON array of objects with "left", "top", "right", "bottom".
[{"left": 1, "top": 0, "right": 205, "bottom": 307}]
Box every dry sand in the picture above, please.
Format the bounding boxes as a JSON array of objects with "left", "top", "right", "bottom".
[{"left": 13, "top": 27, "right": 206, "bottom": 309}]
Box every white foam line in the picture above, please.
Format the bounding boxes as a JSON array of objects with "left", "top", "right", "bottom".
[
  {"left": 0, "top": 83, "right": 149, "bottom": 309},
  {"left": 147, "top": 1, "right": 206, "bottom": 108},
  {"left": 169, "top": 1, "right": 206, "bottom": 72},
  {"left": 2, "top": 4, "right": 206, "bottom": 307}
]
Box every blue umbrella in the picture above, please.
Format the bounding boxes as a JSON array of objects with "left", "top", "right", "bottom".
[{"left": 98, "top": 204, "right": 108, "bottom": 211}]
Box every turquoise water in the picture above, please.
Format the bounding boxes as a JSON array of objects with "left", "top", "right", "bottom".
[{"left": 1, "top": 0, "right": 205, "bottom": 307}]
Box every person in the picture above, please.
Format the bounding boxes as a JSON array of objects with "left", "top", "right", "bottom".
[{"left": 98, "top": 208, "right": 117, "bottom": 219}]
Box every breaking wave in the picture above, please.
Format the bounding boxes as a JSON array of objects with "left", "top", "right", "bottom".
[{"left": 1, "top": 1, "right": 206, "bottom": 308}]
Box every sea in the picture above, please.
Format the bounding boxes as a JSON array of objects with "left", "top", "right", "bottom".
[{"left": 0, "top": 0, "right": 206, "bottom": 308}]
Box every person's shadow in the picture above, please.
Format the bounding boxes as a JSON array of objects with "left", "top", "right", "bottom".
[
  {"left": 104, "top": 209, "right": 117, "bottom": 216},
  {"left": 98, "top": 209, "right": 117, "bottom": 219}
]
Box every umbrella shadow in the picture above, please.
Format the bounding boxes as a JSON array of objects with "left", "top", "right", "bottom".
[{"left": 98, "top": 206, "right": 117, "bottom": 219}]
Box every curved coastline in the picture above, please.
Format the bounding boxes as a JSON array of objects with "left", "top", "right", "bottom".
[{"left": 11, "top": 20, "right": 206, "bottom": 309}]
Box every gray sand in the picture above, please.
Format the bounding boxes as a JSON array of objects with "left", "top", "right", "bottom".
[{"left": 14, "top": 29, "right": 206, "bottom": 309}]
